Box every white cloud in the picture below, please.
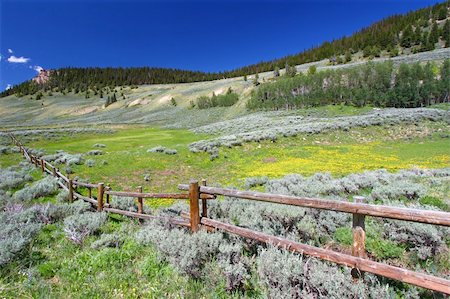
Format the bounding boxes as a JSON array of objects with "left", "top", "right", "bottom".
[
  {"left": 33, "top": 65, "right": 44, "bottom": 73},
  {"left": 7, "top": 55, "right": 30, "bottom": 63},
  {"left": 6, "top": 84, "right": 12, "bottom": 90},
  {"left": 8, "top": 49, "right": 13, "bottom": 54},
  {"left": 0, "top": 54, "right": 2, "bottom": 62}
]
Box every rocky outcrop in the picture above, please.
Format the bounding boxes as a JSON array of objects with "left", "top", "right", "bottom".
[{"left": 32, "top": 69, "right": 51, "bottom": 84}]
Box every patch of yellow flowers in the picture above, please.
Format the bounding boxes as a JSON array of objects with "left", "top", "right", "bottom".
[{"left": 246, "top": 143, "right": 449, "bottom": 177}]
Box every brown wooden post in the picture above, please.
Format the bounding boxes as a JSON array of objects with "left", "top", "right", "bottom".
[
  {"left": 68, "top": 179, "right": 74, "bottom": 203},
  {"left": 105, "top": 185, "right": 111, "bottom": 205},
  {"left": 201, "top": 179, "right": 207, "bottom": 218},
  {"left": 189, "top": 180, "right": 200, "bottom": 232},
  {"left": 97, "top": 183, "right": 104, "bottom": 212},
  {"left": 40, "top": 159, "right": 45, "bottom": 173},
  {"left": 88, "top": 187, "right": 92, "bottom": 198},
  {"left": 137, "top": 186, "right": 143, "bottom": 214},
  {"left": 52, "top": 166, "right": 57, "bottom": 177},
  {"left": 351, "top": 196, "right": 366, "bottom": 279}
]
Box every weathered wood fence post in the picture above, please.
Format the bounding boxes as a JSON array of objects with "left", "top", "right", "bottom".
[
  {"left": 189, "top": 180, "right": 200, "bottom": 232},
  {"left": 40, "top": 159, "right": 45, "bottom": 173},
  {"left": 201, "top": 179, "right": 207, "bottom": 218},
  {"left": 88, "top": 186, "right": 92, "bottom": 198},
  {"left": 97, "top": 183, "right": 104, "bottom": 212},
  {"left": 137, "top": 186, "right": 143, "bottom": 215},
  {"left": 351, "top": 196, "right": 366, "bottom": 279},
  {"left": 105, "top": 185, "right": 111, "bottom": 205},
  {"left": 68, "top": 179, "right": 74, "bottom": 203}
]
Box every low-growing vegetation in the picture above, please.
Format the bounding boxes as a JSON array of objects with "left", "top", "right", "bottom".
[
  {"left": 0, "top": 103, "right": 448, "bottom": 298},
  {"left": 196, "top": 89, "right": 239, "bottom": 109}
]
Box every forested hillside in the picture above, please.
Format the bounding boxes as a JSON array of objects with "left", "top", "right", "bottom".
[
  {"left": 248, "top": 60, "right": 450, "bottom": 110},
  {"left": 1, "top": 1, "right": 448, "bottom": 98}
]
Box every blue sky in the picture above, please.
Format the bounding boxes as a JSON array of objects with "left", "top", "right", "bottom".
[{"left": 0, "top": 0, "right": 442, "bottom": 91}]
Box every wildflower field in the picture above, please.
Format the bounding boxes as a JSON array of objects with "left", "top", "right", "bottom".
[{"left": 0, "top": 106, "right": 449, "bottom": 298}]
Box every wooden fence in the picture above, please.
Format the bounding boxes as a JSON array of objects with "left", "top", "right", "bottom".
[{"left": 7, "top": 133, "right": 450, "bottom": 295}]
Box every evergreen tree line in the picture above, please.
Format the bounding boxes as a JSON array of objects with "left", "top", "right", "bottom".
[
  {"left": 1, "top": 1, "right": 448, "bottom": 98},
  {"left": 248, "top": 60, "right": 450, "bottom": 110},
  {"left": 196, "top": 88, "right": 239, "bottom": 109}
]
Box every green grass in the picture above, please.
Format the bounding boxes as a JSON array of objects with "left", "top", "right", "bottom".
[
  {"left": 0, "top": 220, "right": 232, "bottom": 299},
  {"left": 1, "top": 120, "right": 449, "bottom": 298},
  {"left": 0, "top": 152, "right": 23, "bottom": 168},
  {"left": 334, "top": 226, "right": 405, "bottom": 260},
  {"left": 18, "top": 121, "right": 449, "bottom": 196}
]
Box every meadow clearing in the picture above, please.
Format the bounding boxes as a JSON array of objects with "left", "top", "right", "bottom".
[{"left": 1, "top": 105, "right": 449, "bottom": 298}]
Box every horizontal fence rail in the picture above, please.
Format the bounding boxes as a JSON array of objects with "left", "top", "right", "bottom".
[
  {"left": 6, "top": 133, "right": 450, "bottom": 295},
  {"left": 178, "top": 184, "right": 450, "bottom": 227},
  {"left": 72, "top": 181, "right": 98, "bottom": 188},
  {"left": 200, "top": 217, "right": 450, "bottom": 294},
  {"left": 105, "top": 190, "right": 215, "bottom": 200}
]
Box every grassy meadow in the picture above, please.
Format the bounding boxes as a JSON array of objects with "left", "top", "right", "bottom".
[
  {"left": 1, "top": 108, "right": 449, "bottom": 298},
  {"left": 20, "top": 120, "right": 450, "bottom": 193}
]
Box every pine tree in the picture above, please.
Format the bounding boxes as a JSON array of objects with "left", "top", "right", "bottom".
[
  {"left": 440, "top": 59, "right": 450, "bottom": 102},
  {"left": 436, "top": 6, "right": 447, "bottom": 20},
  {"left": 253, "top": 73, "right": 260, "bottom": 86},
  {"left": 285, "top": 63, "right": 297, "bottom": 77},
  {"left": 401, "top": 25, "right": 414, "bottom": 48},
  {"left": 273, "top": 66, "right": 280, "bottom": 77},
  {"left": 443, "top": 19, "right": 450, "bottom": 47},
  {"left": 308, "top": 65, "right": 317, "bottom": 75},
  {"left": 345, "top": 51, "right": 352, "bottom": 63},
  {"left": 429, "top": 22, "right": 439, "bottom": 45},
  {"left": 413, "top": 26, "right": 422, "bottom": 45}
]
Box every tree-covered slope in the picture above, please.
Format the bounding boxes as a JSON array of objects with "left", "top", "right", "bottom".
[{"left": 1, "top": 1, "right": 448, "bottom": 98}]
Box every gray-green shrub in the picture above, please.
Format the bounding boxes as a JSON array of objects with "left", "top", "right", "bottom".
[
  {"left": 110, "top": 196, "right": 137, "bottom": 212},
  {"left": 136, "top": 222, "right": 223, "bottom": 278},
  {"left": 63, "top": 212, "right": 107, "bottom": 244},
  {"left": 13, "top": 176, "right": 59, "bottom": 201},
  {"left": 256, "top": 247, "right": 390, "bottom": 298}
]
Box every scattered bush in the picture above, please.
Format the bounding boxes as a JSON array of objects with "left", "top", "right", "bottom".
[
  {"left": 370, "top": 180, "right": 426, "bottom": 203},
  {"left": 48, "top": 200, "right": 91, "bottom": 221},
  {"left": 13, "top": 176, "right": 59, "bottom": 202},
  {"left": 136, "top": 223, "right": 223, "bottom": 278},
  {"left": 163, "top": 149, "right": 177, "bottom": 155},
  {"left": 42, "top": 151, "right": 83, "bottom": 166},
  {"left": 110, "top": 196, "right": 137, "bottom": 212},
  {"left": 189, "top": 108, "right": 449, "bottom": 153},
  {"left": 147, "top": 146, "right": 177, "bottom": 155},
  {"left": 87, "top": 150, "right": 103, "bottom": 156},
  {"left": 63, "top": 212, "right": 107, "bottom": 244},
  {"left": 147, "top": 146, "right": 166, "bottom": 153},
  {"left": 0, "top": 165, "right": 33, "bottom": 190},
  {"left": 0, "top": 146, "right": 10, "bottom": 154},
  {"left": 0, "top": 204, "right": 50, "bottom": 265},
  {"left": 56, "top": 189, "right": 69, "bottom": 203},
  {"left": 85, "top": 159, "right": 95, "bottom": 167},
  {"left": 257, "top": 246, "right": 395, "bottom": 298},
  {"left": 244, "top": 176, "right": 269, "bottom": 190},
  {"left": 91, "top": 233, "right": 122, "bottom": 249},
  {"left": 93, "top": 143, "right": 106, "bottom": 148}
]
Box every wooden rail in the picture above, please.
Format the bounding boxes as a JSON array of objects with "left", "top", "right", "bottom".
[
  {"left": 72, "top": 181, "right": 98, "bottom": 188},
  {"left": 7, "top": 133, "right": 450, "bottom": 295},
  {"left": 178, "top": 184, "right": 450, "bottom": 226},
  {"left": 200, "top": 217, "right": 450, "bottom": 294}
]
